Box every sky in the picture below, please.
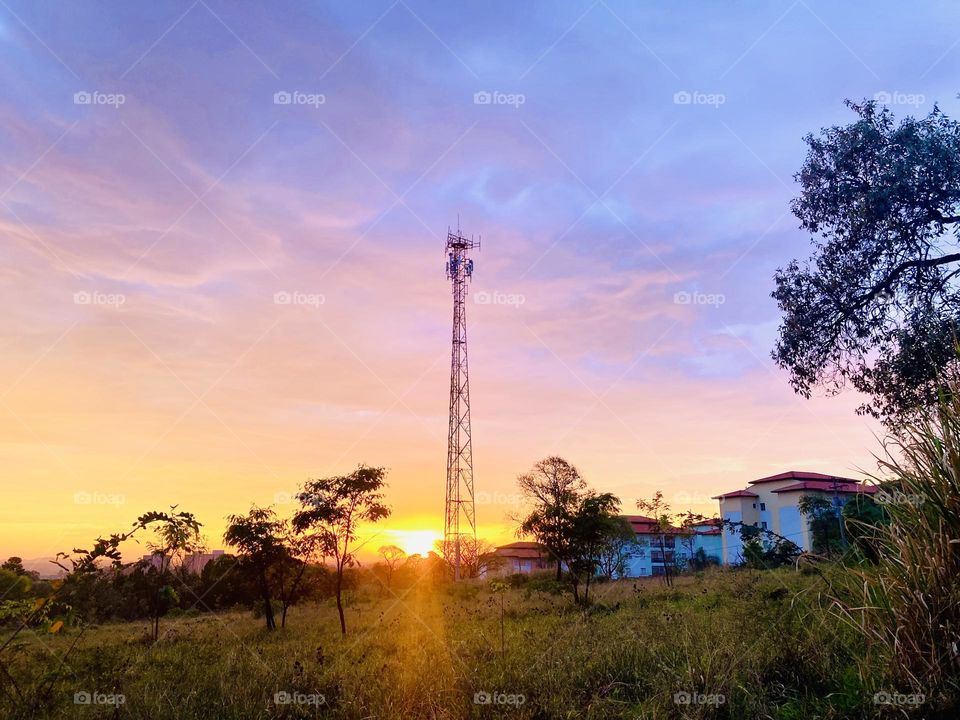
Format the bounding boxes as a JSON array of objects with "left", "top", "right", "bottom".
[{"left": 1, "top": 0, "right": 958, "bottom": 569}]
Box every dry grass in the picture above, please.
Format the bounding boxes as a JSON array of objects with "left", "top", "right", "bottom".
[{"left": 3, "top": 568, "right": 898, "bottom": 719}]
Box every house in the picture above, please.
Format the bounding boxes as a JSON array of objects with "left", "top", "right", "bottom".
[
  {"left": 484, "top": 541, "right": 551, "bottom": 576},
  {"left": 489, "top": 517, "right": 725, "bottom": 579},
  {"left": 713, "top": 470, "right": 877, "bottom": 564},
  {"left": 622, "top": 515, "right": 722, "bottom": 577}
]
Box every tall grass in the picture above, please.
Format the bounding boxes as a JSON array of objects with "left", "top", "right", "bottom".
[{"left": 834, "top": 392, "right": 960, "bottom": 708}]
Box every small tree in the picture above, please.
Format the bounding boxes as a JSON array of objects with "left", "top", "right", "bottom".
[
  {"left": 798, "top": 495, "right": 846, "bottom": 555},
  {"left": 377, "top": 545, "right": 406, "bottom": 590},
  {"left": 224, "top": 506, "right": 287, "bottom": 631},
  {"left": 636, "top": 492, "right": 676, "bottom": 587},
  {"left": 566, "top": 492, "right": 623, "bottom": 604},
  {"left": 434, "top": 536, "right": 497, "bottom": 579},
  {"left": 293, "top": 465, "right": 391, "bottom": 636},
  {"left": 144, "top": 507, "right": 202, "bottom": 641},
  {"left": 596, "top": 516, "right": 640, "bottom": 579}
]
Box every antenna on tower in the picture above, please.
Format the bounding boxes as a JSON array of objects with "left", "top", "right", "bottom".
[{"left": 444, "top": 224, "right": 479, "bottom": 581}]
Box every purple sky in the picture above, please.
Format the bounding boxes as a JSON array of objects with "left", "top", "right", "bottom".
[{"left": 1, "top": 1, "right": 957, "bottom": 559}]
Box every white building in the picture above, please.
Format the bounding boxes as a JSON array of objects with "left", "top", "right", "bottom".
[
  {"left": 622, "top": 515, "right": 723, "bottom": 577},
  {"left": 712, "top": 470, "right": 877, "bottom": 564}
]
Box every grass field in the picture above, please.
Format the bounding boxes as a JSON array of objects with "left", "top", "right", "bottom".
[{"left": 5, "top": 567, "right": 918, "bottom": 719}]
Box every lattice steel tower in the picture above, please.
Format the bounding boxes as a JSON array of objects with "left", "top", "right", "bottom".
[{"left": 444, "top": 227, "right": 479, "bottom": 581}]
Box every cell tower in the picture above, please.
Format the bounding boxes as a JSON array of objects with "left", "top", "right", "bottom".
[{"left": 444, "top": 226, "right": 479, "bottom": 581}]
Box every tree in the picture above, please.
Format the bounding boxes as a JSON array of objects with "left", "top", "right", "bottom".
[
  {"left": 224, "top": 506, "right": 287, "bottom": 631},
  {"left": 565, "top": 492, "right": 623, "bottom": 604},
  {"left": 798, "top": 495, "right": 846, "bottom": 555},
  {"left": 595, "top": 516, "right": 640, "bottom": 579},
  {"left": 842, "top": 493, "right": 889, "bottom": 562},
  {"left": 517, "top": 457, "right": 587, "bottom": 580},
  {"left": 275, "top": 530, "right": 320, "bottom": 628},
  {"left": 293, "top": 465, "right": 391, "bottom": 636},
  {"left": 377, "top": 545, "right": 406, "bottom": 589},
  {"left": 636, "top": 491, "right": 676, "bottom": 587},
  {"left": 1, "top": 558, "right": 27, "bottom": 577},
  {"left": 740, "top": 532, "right": 800, "bottom": 569},
  {"left": 433, "top": 536, "right": 497, "bottom": 579},
  {"left": 143, "top": 508, "right": 202, "bottom": 641},
  {"left": 773, "top": 100, "right": 960, "bottom": 423}
]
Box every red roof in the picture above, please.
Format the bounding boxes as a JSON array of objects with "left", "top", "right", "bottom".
[
  {"left": 748, "top": 470, "right": 860, "bottom": 486},
  {"left": 712, "top": 489, "right": 759, "bottom": 499},
  {"left": 689, "top": 520, "right": 723, "bottom": 535},
  {"left": 771, "top": 481, "right": 877, "bottom": 495},
  {"left": 494, "top": 542, "right": 547, "bottom": 559},
  {"left": 624, "top": 515, "right": 685, "bottom": 535}
]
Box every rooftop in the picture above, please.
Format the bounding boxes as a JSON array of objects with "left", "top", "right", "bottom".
[
  {"left": 771, "top": 481, "right": 878, "bottom": 494},
  {"left": 711, "top": 489, "right": 759, "bottom": 499},
  {"left": 748, "top": 470, "right": 860, "bottom": 486}
]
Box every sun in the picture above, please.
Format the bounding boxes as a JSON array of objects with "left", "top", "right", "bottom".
[{"left": 389, "top": 529, "right": 442, "bottom": 557}]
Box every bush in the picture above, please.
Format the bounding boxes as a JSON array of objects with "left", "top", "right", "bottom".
[{"left": 831, "top": 390, "right": 960, "bottom": 710}]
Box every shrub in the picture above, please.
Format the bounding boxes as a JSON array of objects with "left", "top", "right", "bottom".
[{"left": 832, "top": 390, "right": 960, "bottom": 709}]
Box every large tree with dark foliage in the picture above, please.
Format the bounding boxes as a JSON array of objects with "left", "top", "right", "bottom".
[
  {"left": 773, "top": 100, "right": 960, "bottom": 423},
  {"left": 517, "top": 456, "right": 588, "bottom": 580}
]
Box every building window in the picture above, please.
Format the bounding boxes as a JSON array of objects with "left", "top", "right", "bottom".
[
  {"left": 760, "top": 502, "right": 766, "bottom": 511},
  {"left": 752, "top": 503, "right": 756, "bottom": 508},
  {"left": 761, "top": 521, "right": 768, "bottom": 530}
]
